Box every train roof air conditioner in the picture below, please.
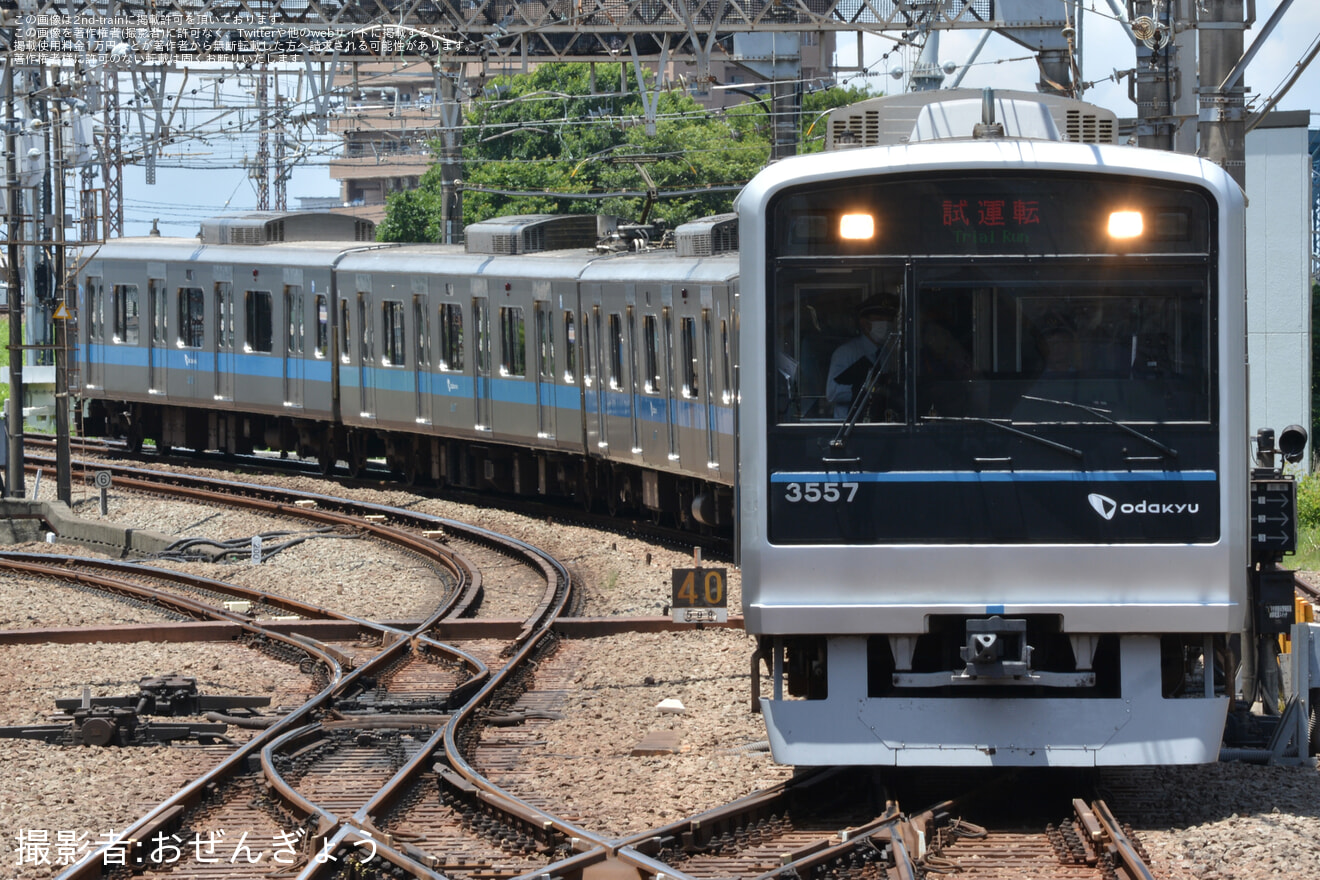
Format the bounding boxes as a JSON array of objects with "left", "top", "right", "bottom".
[
  {"left": 465, "top": 214, "right": 612, "bottom": 255},
  {"left": 675, "top": 214, "right": 738, "bottom": 258}
]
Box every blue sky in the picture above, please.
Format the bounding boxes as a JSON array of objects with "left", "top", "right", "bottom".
[{"left": 122, "top": 5, "right": 1320, "bottom": 237}]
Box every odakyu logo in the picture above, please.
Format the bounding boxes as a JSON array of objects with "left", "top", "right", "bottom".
[{"left": 1088, "top": 493, "right": 1199, "bottom": 520}]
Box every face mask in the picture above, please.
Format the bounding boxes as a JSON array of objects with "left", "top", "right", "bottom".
[{"left": 867, "top": 320, "right": 891, "bottom": 344}]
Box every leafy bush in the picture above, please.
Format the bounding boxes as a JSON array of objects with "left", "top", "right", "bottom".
[{"left": 1298, "top": 472, "right": 1320, "bottom": 529}]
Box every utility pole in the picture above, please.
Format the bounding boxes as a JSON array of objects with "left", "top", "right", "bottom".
[
  {"left": 438, "top": 62, "right": 463, "bottom": 244},
  {"left": 1197, "top": 0, "right": 1247, "bottom": 188},
  {"left": 4, "top": 61, "right": 25, "bottom": 499},
  {"left": 51, "top": 73, "right": 71, "bottom": 506}
]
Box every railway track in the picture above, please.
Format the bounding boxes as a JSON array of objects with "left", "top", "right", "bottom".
[{"left": 0, "top": 453, "right": 1167, "bottom": 879}]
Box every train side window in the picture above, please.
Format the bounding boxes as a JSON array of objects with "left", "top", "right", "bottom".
[
  {"left": 314, "top": 295, "right": 329, "bottom": 358},
  {"left": 150, "top": 280, "right": 167, "bottom": 344},
  {"left": 563, "top": 312, "right": 576, "bottom": 383},
  {"left": 177, "top": 287, "right": 204, "bottom": 348},
  {"left": 536, "top": 304, "right": 555, "bottom": 380},
  {"left": 382, "top": 300, "right": 406, "bottom": 366},
  {"left": 643, "top": 314, "right": 660, "bottom": 393},
  {"left": 414, "top": 297, "right": 430, "bottom": 367},
  {"left": 244, "top": 290, "right": 273, "bottom": 353},
  {"left": 608, "top": 313, "right": 624, "bottom": 390},
  {"left": 439, "top": 303, "right": 464, "bottom": 370},
  {"left": 680, "top": 316, "right": 698, "bottom": 398},
  {"left": 500, "top": 306, "right": 526, "bottom": 377},
  {"left": 339, "top": 301, "right": 351, "bottom": 363},
  {"left": 112, "top": 284, "right": 139, "bottom": 344}
]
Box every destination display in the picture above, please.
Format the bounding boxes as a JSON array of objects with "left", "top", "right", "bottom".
[{"left": 771, "top": 173, "right": 1212, "bottom": 257}]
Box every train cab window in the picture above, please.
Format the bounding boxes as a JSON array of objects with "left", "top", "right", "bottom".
[
  {"left": 914, "top": 278, "right": 1211, "bottom": 423},
  {"left": 382, "top": 300, "right": 406, "bottom": 366},
  {"left": 608, "top": 313, "right": 624, "bottom": 390},
  {"left": 536, "top": 304, "right": 555, "bottom": 380},
  {"left": 563, "top": 311, "right": 577, "bottom": 383},
  {"left": 314, "top": 295, "right": 329, "bottom": 358},
  {"left": 642, "top": 314, "right": 660, "bottom": 393},
  {"left": 771, "top": 269, "right": 904, "bottom": 423},
  {"left": 112, "top": 284, "right": 139, "bottom": 344},
  {"left": 244, "top": 290, "right": 273, "bottom": 353},
  {"left": 177, "top": 287, "right": 204, "bottom": 348},
  {"left": 499, "top": 306, "right": 526, "bottom": 377},
  {"left": 439, "top": 303, "right": 464, "bottom": 371},
  {"left": 680, "top": 316, "right": 699, "bottom": 398}
]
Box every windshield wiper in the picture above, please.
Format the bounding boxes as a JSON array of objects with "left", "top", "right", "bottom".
[
  {"left": 923, "top": 415, "right": 1083, "bottom": 460},
  {"left": 1019, "top": 394, "right": 1177, "bottom": 459},
  {"left": 827, "top": 332, "right": 902, "bottom": 456}
]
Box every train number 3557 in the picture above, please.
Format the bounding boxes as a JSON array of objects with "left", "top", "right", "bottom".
[{"left": 783, "top": 482, "right": 859, "bottom": 503}]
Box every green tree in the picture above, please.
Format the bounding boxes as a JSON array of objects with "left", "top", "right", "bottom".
[{"left": 378, "top": 64, "right": 875, "bottom": 241}]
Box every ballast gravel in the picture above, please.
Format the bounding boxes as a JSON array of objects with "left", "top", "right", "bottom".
[{"left": 0, "top": 457, "right": 1316, "bottom": 879}]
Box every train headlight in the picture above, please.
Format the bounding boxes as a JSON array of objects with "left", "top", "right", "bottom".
[
  {"left": 1107, "top": 210, "right": 1144, "bottom": 239},
  {"left": 839, "top": 213, "right": 875, "bottom": 240}
]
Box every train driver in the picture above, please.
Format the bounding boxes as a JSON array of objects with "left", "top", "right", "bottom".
[{"left": 825, "top": 296, "right": 900, "bottom": 420}]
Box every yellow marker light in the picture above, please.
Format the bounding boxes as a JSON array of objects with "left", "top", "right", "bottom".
[
  {"left": 839, "top": 213, "right": 876, "bottom": 240},
  {"left": 1107, "top": 210, "right": 1144, "bottom": 239}
]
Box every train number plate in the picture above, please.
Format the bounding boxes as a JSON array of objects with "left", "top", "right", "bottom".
[{"left": 671, "top": 567, "right": 728, "bottom": 623}]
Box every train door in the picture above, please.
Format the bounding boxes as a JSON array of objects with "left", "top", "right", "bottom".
[
  {"left": 356, "top": 287, "right": 376, "bottom": 419},
  {"left": 413, "top": 283, "right": 432, "bottom": 426},
  {"left": 702, "top": 304, "right": 717, "bottom": 467},
  {"left": 213, "top": 276, "right": 234, "bottom": 401},
  {"left": 625, "top": 302, "right": 641, "bottom": 453},
  {"left": 472, "top": 292, "right": 492, "bottom": 431},
  {"left": 284, "top": 283, "right": 305, "bottom": 407},
  {"left": 678, "top": 313, "right": 700, "bottom": 459},
  {"left": 534, "top": 294, "right": 556, "bottom": 440},
  {"left": 84, "top": 275, "right": 104, "bottom": 390},
  {"left": 585, "top": 296, "right": 607, "bottom": 450},
  {"left": 147, "top": 271, "right": 167, "bottom": 394},
  {"left": 177, "top": 284, "right": 205, "bottom": 401},
  {"left": 661, "top": 299, "right": 677, "bottom": 459}
]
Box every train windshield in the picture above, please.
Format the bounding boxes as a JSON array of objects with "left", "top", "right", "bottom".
[
  {"left": 773, "top": 263, "right": 1211, "bottom": 426},
  {"left": 769, "top": 172, "right": 1216, "bottom": 429}
]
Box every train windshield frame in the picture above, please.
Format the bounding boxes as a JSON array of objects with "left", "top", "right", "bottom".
[{"left": 763, "top": 170, "right": 1221, "bottom": 546}]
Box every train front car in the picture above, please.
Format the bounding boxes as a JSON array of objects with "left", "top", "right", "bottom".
[{"left": 739, "top": 115, "right": 1247, "bottom": 766}]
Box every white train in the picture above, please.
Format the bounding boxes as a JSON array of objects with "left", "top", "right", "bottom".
[
  {"left": 738, "top": 91, "right": 1249, "bottom": 765},
  {"left": 76, "top": 213, "right": 738, "bottom": 529},
  {"left": 77, "top": 89, "right": 1258, "bottom": 767}
]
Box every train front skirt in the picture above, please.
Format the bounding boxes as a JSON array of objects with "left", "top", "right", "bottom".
[{"left": 758, "top": 636, "right": 1228, "bottom": 766}]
